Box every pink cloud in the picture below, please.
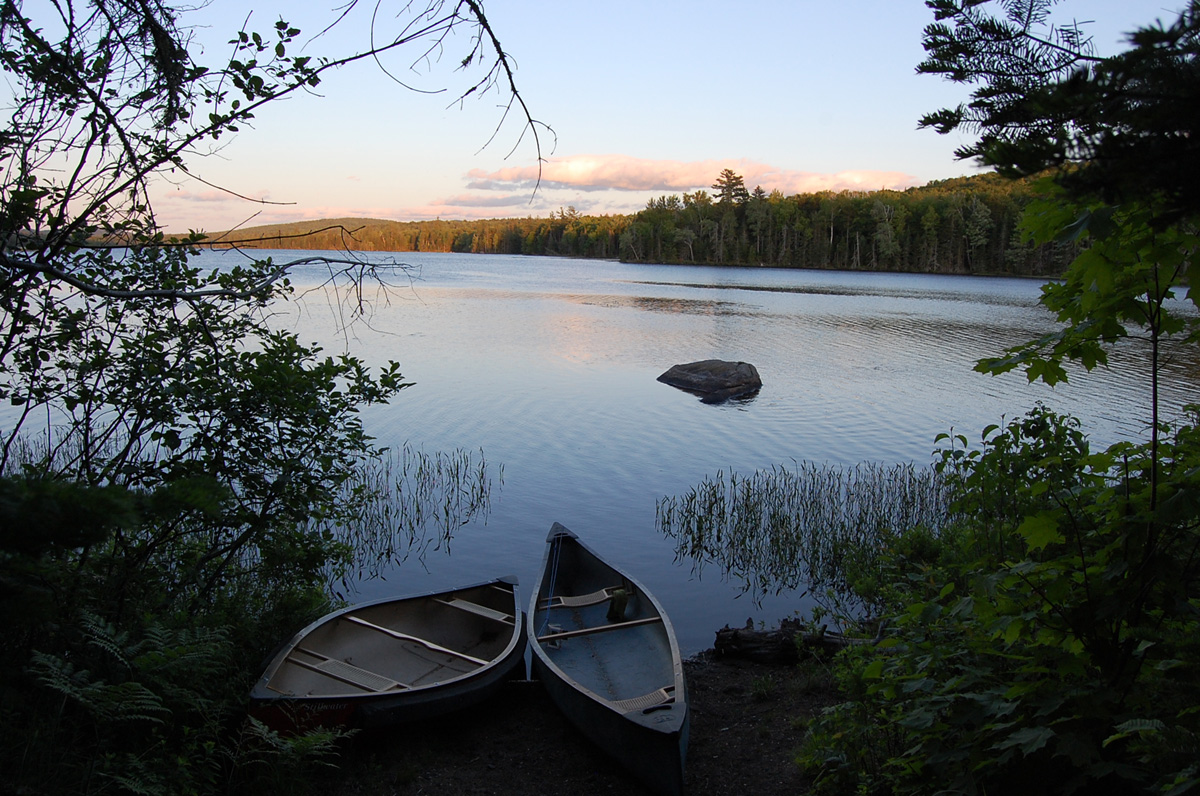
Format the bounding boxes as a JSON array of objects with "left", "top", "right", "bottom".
[{"left": 466, "top": 155, "right": 919, "bottom": 196}]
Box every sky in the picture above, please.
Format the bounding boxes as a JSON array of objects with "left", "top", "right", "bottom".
[{"left": 151, "top": 0, "right": 1188, "bottom": 232}]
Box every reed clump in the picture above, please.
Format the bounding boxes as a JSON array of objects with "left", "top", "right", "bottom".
[
  {"left": 328, "top": 443, "right": 499, "bottom": 582},
  {"left": 656, "top": 461, "right": 954, "bottom": 601}
]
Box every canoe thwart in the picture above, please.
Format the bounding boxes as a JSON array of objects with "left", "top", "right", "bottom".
[
  {"left": 436, "top": 597, "right": 515, "bottom": 625},
  {"left": 541, "top": 585, "right": 625, "bottom": 609},
  {"left": 611, "top": 685, "right": 675, "bottom": 713},
  {"left": 287, "top": 647, "right": 410, "bottom": 692},
  {"left": 536, "top": 614, "right": 663, "bottom": 643},
  {"left": 341, "top": 615, "right": 489, "bottom": 667}
]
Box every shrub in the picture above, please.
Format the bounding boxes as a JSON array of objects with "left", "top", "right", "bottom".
[{"left": 800, "top": 407, "right": 1200, "bottom": 795}]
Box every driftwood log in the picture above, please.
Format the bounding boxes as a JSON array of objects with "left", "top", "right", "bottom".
[{"left": 713, "top": 617, "right": 880, "bottom": 664}]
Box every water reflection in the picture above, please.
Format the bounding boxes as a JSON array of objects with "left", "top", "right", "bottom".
[
  {"left": 554, "top": 292, "right": 751, "bottom": 318},
  {"left": 624, "top": 277, "right": 1049, "bottom": 307}
]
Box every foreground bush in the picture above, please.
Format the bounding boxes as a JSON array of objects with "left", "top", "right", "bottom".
[{"left": 800, "top": 407, "right": 1200, "bottom": 795}]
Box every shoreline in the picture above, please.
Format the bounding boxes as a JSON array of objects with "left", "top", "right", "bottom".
[{"left": 330, "top": 649, "right": 836, "bottom": 795}]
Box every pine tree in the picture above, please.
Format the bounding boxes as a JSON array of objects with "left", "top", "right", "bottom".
[{"left": 711, "top": 169, "right": 750, "bottom": 206}]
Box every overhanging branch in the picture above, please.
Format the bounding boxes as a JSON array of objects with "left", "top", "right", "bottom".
[{"left": 0, "top": 252, "right": 390, "bottom": 301}]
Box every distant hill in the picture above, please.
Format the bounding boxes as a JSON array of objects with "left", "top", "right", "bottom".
[
  {"left": 199, "top": 217, "right": 408, "bottom": 249},
  {"left": 197, "top": 212, "right": 628, "bottom": 259}
]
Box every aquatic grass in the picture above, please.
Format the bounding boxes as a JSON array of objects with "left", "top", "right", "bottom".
[
  {"left": 327, "top": 443, "right": 500, "bottom": 583},
  {"left": 3, "top": 430, "right": 500, "bottom": 588},
  {"left": 655, "top": 461, "right": 955, "bottom": 602}
]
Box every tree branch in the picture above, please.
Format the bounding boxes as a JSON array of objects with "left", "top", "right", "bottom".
[{"left": 0, "top": 252, "right": 380, "bottom": 301}]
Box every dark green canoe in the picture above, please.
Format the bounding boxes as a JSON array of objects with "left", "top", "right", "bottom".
[{"left": 529, "top": 523, "right": 689, "bottom": 796}]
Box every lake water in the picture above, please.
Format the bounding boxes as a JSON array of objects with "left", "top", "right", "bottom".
[{"left": 202, "top": 250, "right": 1200, "bottom": 652}]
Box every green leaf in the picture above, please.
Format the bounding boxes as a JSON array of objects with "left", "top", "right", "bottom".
[
  {"left": 1002, "top": 617, "right": 1025, "bottom": 645},
  {"left": 1017, "top": 513, "right": 1064, "bottom": 552},
  {"left": 1113, "top": 718, "right": 1164, "bottom": 734},
  {"left": 995, "top": 726, "right": 1054, "bottom": 755},
  {"left": 1103, "top": 718, "right": 1164, "bottom": 747}
]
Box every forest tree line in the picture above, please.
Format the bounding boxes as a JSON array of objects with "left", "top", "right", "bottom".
[
  {"left": 622, "top": 171, "right": 1076, "bottom": 276},
  {"left": 208, "top": 172, "right": 1077, "bottom": 277}
]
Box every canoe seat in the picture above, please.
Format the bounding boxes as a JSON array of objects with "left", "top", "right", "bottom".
[
  {"left": 612, "top": 686, "right": 674, "bottom": 712},
  {"left": 543, "top": 586, "right": 622, "bottom": 609},
  {"left": 289, "top": 647, "right": 408, "bottom": 692},
  {"left": 436, "top": 597, "right": 515, "bottom": 624}
]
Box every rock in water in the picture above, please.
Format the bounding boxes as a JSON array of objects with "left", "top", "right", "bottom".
[{"left": 657, "top": 359, "right": 762, "bottom": 404}]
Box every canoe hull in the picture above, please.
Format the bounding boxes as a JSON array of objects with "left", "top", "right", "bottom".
[
  {"left": 529, "top": 523, "right": 688, "bottom": 796},
  {"left": 530, "top": 651, "right": 688, "bottom": 795},
  {"left": 249, "top": 576, "right": 525, "bottom": 732}
]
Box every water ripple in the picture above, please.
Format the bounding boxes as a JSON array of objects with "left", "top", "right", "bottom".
[{"left": 178, "top": 250, "right": 1200, "bottom": 653}]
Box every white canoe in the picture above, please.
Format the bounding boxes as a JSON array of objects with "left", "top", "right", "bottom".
[{"left": 250, "top": 576, "right": 525, "bottom": 731}]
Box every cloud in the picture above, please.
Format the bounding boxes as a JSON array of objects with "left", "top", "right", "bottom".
[
  {"left": 161, "top": 188, "right": 268, "bottom": 205},
  {"left": 151, "top": 153, "right": 929, "bottom": 231},
  {"left": 428, "top": 194, "right": 533, "bottom": 209},
  {"left": 465, "top": 154, "right": 919, "bottom": 196}
]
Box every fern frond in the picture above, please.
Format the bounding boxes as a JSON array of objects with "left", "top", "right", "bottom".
[
  {"left": 78, "top": 610, "right": 134, "bottom": 671},
  {"left": 29, "top": 651, "right": 169, "bottom": 724}
]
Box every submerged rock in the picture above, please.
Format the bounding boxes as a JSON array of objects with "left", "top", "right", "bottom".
[{"left": 656, "top": 359, "right": 762, "bottom": 404}]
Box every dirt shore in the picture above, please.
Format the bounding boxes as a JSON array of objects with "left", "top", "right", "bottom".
[{"left": 330, "top": 650, "right": 836, "bottom": 796}]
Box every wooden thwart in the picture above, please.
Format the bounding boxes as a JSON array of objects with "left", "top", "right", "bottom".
[
  {"left": 342, "top": 615, "right": 489, "bottom": 666},
  {"left": 536, "top": 615, "right": 663, "bottom": 642},
  {"left": 541, "top": 585, "right": 624, "bottom": 610},
  {"left": 436, "top": 597, "right": 515, "bottom": 625}
]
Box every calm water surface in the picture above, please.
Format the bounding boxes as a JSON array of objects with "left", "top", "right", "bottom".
[{"left": 204, "top": 250, "right": 1198, "bottom": 653}]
